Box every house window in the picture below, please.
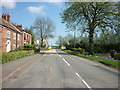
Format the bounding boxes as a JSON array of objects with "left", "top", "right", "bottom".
[
  {"left": 13, "top": 33, "right": 16, "bottom": 40},
  {"left": 7, "top": 31, "right": 10, "bottom": 38},
  {"left": 18, "top": 34, "right": 20, "bottom": 41},
  {"left": 24, "top": 33, "right": 26, "bottom": 40},
  {"left": 13, "top": 44, "right": 16, "bottom": 50}
]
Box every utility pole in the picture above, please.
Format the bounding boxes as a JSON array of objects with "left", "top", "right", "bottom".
[{"left": 73, "top": 26, "right": 76, "bottom": 52}]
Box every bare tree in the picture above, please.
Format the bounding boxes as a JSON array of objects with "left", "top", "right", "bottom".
[
  {"left": 34, "top": 17, "right": 55, "bottom": 48},
  {"left": 56, "top": 36, "right": 65, "bottom": 47}
]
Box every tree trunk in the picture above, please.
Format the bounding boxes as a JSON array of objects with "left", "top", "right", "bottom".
[
  {"left": 41, "top": 38, "right": 43, "bottom": 48},
  {"left": 89, "top": 30, "right": 94, "bottom": 55},
  {"left": 40, "top": 29, "right": 43, "bottom": 48}
]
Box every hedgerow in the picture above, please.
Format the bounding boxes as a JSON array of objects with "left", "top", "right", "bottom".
[{"left": 1, "top": 50, "right": 34, "bottom": 63}]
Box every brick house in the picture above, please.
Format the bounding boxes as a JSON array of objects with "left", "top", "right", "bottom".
[
  {"left": 22, "top": 30, "right": 32, "bottom": 46},
  {"left": 15, "top": 24, "right": 32, "bottom": 46},
  {"left": 0, "top": 14, "right": 32, "bottom": 52}
]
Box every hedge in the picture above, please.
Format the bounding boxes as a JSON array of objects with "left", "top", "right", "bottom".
[
  {"left": 71, "top": 48, "right": 85, "bottom": 54},
  {"left": 24, "top": 44, "right": 34, "bottom": 48},
  {"left": 114, "top": 53, "right": 120, "bottom": 60},
  {"left": 0, "top": 50, "right": 34, "bottom": 63},
  {"left": 63, "top": 50, "right": 120, "bottom": 69}
]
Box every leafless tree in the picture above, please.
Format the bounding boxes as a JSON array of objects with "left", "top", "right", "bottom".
[{"left": 34, "top": 17, "right": 55, "bottom": 48}]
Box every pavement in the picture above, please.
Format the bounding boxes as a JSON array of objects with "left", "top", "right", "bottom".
[{"left": 1, "top": 49, "right": 119, "bottom": 89}]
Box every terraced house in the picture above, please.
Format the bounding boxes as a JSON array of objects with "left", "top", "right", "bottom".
[{"left": 0, "top": 14, "right": 32, "bottom": 52}]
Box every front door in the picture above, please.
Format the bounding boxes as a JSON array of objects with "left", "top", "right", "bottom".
[{"left": 6, "top": 40, "right": 11, "bottom": 52}]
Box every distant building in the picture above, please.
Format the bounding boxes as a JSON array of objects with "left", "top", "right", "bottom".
[
  {"left": 34, "top": 38, "right": 48, "bottom": 48},
  {"left": 0, "top": 14, "right": 32, "bottom": 52},
  {"left": 22, "top": 30, "right": 32, "bottom": 46},
  {"left": 43, "top": 39, "right": 48, "bottom": 48},
  {"left": 61, "top": 46, "right": 66, "bottom": 50},
  {"left": 34, "top": 40, "right": 40, "bottom": 45}
]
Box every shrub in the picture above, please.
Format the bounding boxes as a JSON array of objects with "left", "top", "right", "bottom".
[
  {"left": 48, "top": 47, "right": 51, "bottom": 50},
  {"left": 77, "top": 48, "right": 85, "bottom": 54},
  {"left": 71, "top": 48, "right": 85, "bottom": 54},
  {"left": 24, "top": 44, "right": 34, "bottom": 48},
  {"left": 1, "top": 50, "right": 34, "bottom": 63},
  {"left": 114, "top": 53, "right": 120, "bottom": 60},
  {"left": 71, "top": 48, "right": 78, "bottom": 51},
  {"left": 16, "top": 46, "right": 24, "bottom": 51}
]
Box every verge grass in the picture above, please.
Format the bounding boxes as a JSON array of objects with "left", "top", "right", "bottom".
[
  {"left": 63, "top": 50, "right": 120, "bottom": 69},
  {"left": 40, "top": 48, "right": 50, "bottom": 51},
  {"left": 0, "top": 50, "right": 34, "bottom": 63}
]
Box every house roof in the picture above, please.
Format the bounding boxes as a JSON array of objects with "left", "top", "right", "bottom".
[{"left": 0, "top": 18, "right": 22, "bottom": 34}]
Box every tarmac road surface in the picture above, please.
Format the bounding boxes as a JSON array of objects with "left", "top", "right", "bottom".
[{"left": 2, "top": 49, "right": 119, "bottom": 89}]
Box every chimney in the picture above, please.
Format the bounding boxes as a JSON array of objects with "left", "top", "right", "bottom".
[
  {"left": 16, "top": 24, "right": 22, "bottom": 31},
  {"left": 2, "top": 14, "right": 10, "bottom": 22}
]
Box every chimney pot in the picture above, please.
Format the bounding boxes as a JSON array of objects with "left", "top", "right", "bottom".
[{"left": 2, "top": 13, "right": 10, "bottom": 22}]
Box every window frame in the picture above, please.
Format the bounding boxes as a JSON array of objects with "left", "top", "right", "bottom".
[
  {"left": 13, "top": 33, "right": 16, "bottom": 40},
  {"left": 17, "top": 34, "right": 20, "bottom": 41},
  {"left": 7, "top": 31, "right": 10, "bottom": 38}
]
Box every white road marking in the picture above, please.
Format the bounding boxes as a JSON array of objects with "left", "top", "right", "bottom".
[
  {"left": 59, "top": 55, "right": 62, "bottom": 57},
  {"left": 76, "top": 72, "right": 92, "bottom": 90},
  {"left": 50, "top": 67, "right": 53, "bottom": 72},
  {"left": 63, "top": 58, "right": 70, "bottom": 66},
  {"left": 43, "top": 54, "right": 46, "bottom": 56},
  {"left": 57, "top": 51, "right": 70, "bottom": 66},
  {"left": 76, "top": 72, "right": 82, "bottom": 79}
]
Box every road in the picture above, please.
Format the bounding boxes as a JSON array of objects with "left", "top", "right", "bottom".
[{"left": 2, "top": 49, "right": 119, "bottom": 89}]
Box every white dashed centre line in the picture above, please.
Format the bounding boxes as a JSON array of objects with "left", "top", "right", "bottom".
[
  {"left": 62, "top": 58, "right": 70, "bottom": 66},
  {"left": 57, "top": 51, "right": 92, "bottom": 89},
  {"left": 76, "top": 72, "right": 92, "bottom": 90},
  {"left": 58, "top": 54, "right": 70, "bottom": 66}
]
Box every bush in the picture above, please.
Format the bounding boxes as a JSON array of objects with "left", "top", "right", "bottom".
[
  {"left": 93, "top": 43, "right": 120, "bottom": 53},
  {"left": 71, "top": 48, "right": 78, "bottom": 51},
  {"left": 48, "top": 47, "right": 51, "bottom": 50},
  {"left": 16, "top": 46, "right": 24, "bottom": 51},
  {"left": 24, "top": 44, "right": 34, "bottom": 48},
  {"left": 71, "top": 48, "right": 85, "bottom": 54},
  {"left": 1, "top": 50, "right": 34, "bottom": 63},
  {"left": 77, "top": 48, "right": 85, "bottom": 54},
  {"left": 114, "top": 53, "right": 120, "bottom": 60}
]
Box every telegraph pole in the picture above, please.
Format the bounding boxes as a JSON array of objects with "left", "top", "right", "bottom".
[{"left": 73, "top": 26, "right": 76, "bottom": 52}]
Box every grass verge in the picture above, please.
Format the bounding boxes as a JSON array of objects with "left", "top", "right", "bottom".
[
  {"left": 95, "top": 53, "right": 109, "bottom": 56},
  {"left": 63, "top": 50, "right": 120, "bottom": 69},
  {"left": 40, "top": 49, "right": 50, "bottom": 51},
  {"left": 0, "top": 50, "right": 34, "bottom": 63}
]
